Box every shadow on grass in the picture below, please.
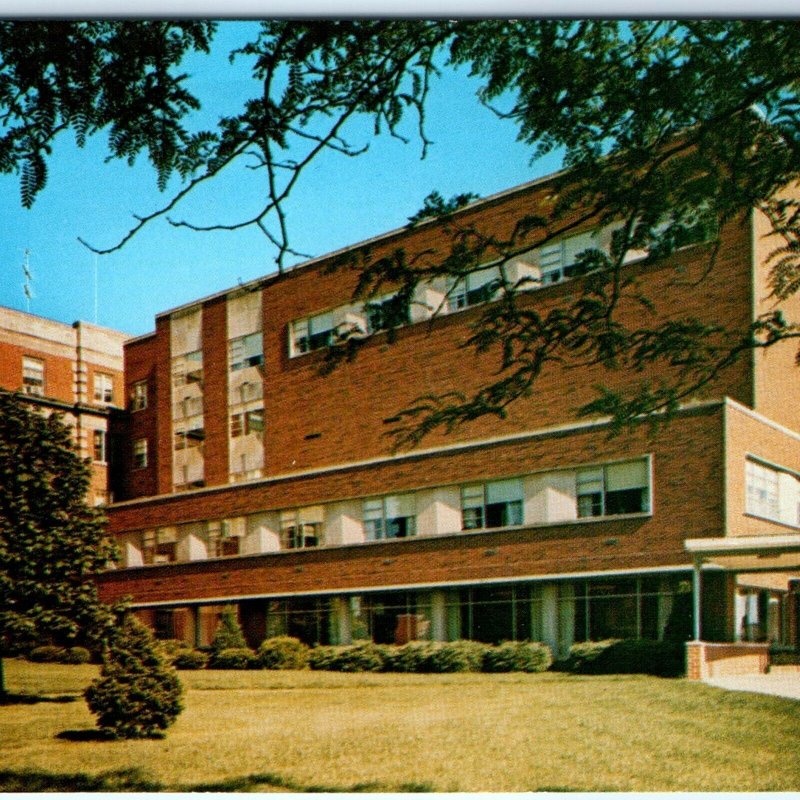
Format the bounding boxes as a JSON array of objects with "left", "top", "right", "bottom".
[
  {"left": 183, "top": 773, "right": 435, "bottom": 793},
  {"left": 0, "top": 767, "right": 162, "bottom": 792},
  {"left": 0, "top": 692, "right": 78, "bottom": 705},
  {"left": 56, "top": 729, "right": 116, "bottom": 742}
]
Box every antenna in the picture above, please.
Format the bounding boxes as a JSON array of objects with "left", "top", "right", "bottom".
[
  {"left": 22, "top": 248, "right": 33, "bottom": 313},
  {"left": 93, "top": 253, "right": 98, "bottom": 324}
]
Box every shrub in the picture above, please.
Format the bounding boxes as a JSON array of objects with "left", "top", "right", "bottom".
[
  {"left": 63, "top": 646, "right": 91, "bottom": 664},
  {"left": 560, "top": 639, "right": 685, "bottom": 677},
  {"left": 429, "top": 640, "right": 488, "bottom": 673},
  {"left": 157, "top": 639, "right": 192, "bottom": 662},
  {"left": 207, "top": 647, "right": 257, "bottom": 670},
  {"left": 210, "top": 606, "right": 248, "bottom": 653},
  {"left": 84, "top": 615, "right": 183, "bottom": 739},
  {"left": 483, "top": 641, "right": 552, "bottom": 673},
  {"left": 28, "top": 645, "right": 67, "bottom": 663},
  {"left": 308, "top": 645, "right": 346, "bottom": 671},
  {"left": 308, "top": 642, "right": 386, "bottom": 672},
  {"left": 172, "top": 649, "right": 208, "bottom": 670},
  {"left": 383, "top": 641, "right": 437, "bottom": 672},
  {"left": 257, "top": 636, "right": 309, "bottom": 670}
]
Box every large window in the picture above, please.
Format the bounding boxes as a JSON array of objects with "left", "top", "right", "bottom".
[
  {"left": 280, "top": 506, "right": 324, "bottom": 549},
  {"left": 22, "top": 356, "right": 44, "bottom": 396},
  {"left": 205, "top": 519, "right": 242, "bottom": 557},
  {"left": 538, "top": 231, "right": 598, "bottom": 285},
  {"left": 172, "top": 350, "right": 203, "bottom": 386},
  {"left": 93, "top": 372, "right": 114, "bottom": 404},
  {"left": 363, "top": 494, "right": 416, "bottom": 540},
  {"left": 461, "top": 478, "right": 524, "bottom": 530},
  {"left": 229, "top": 332, "right": 263, "bottom": 371},
  {"left": 291, "top": 312, "right": 335, "bottom": 355},
  {"left": 577, "top": 460, "right": 649, "bottom": 518},
  {"left": 447, "top": 266, "right": 500, "bottom": 312},
  {"left": 746, "top": 459, "right": 800, "bottom": 526}
]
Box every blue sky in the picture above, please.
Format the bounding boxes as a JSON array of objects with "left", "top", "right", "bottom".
[{"left": 0, "top": 22, "right": 562, "bottom": 337}]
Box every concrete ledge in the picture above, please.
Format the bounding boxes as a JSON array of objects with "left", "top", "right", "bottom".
[{"left": 686, "top": 641, "right": 769, "bottom": 680}]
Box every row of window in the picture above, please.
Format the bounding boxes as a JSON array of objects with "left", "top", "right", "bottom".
[{"left": 21, "top": 356, "right": 115, "bottom": 404}]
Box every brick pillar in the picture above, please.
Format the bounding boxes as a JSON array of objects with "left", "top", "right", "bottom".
[{"left": 686, "top": 641, "right": 706, "bottom": 680}]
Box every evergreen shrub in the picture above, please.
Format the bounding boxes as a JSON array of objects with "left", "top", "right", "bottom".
[
  {"left": 207, "top": 647, "right": 257, "bottom": 670},
  {"left": 257, "top": 636, "right": 309, "bottom": 670},
  {"left": 210, "top": 606, "right": 248, "bottom": 653},
  {"left": 429, "top": 640, "right": 488, "bottom": 673},
  {"left": 172, "top": 649, "right": 208, "bottom": 670},
  {"left": 560, "top": 639, "right": 685, "bottom": 677},
  {"left": 383, "top": 641, "right": 438, "bottom": 672},
  {"left": 482, "top": 641, "right": 552, "bottom": 673},
  {"left": 28, "top": 645, "right": 67, "bottom": 663},
  {"left": 63, "top": 646, "right": 91, "bottom": 664},
  {"left": 308, "top": 645, "right": 345, "bottom": 671}
]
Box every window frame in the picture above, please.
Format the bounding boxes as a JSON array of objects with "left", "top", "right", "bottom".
[
  {"left": 229, "top": 331, "right": 264, "bottom": 371},
  {"left": 22, "top": 356, "right": 45, "bottom": 396},
  {"left": 363, "top": 493, "right": 417, "bottom": 540},
  {"left": 461, "top": 478, "right": 524, "bottom": 531},
  {"left": 130, "top": 380, "right": 148, "bottom": 412},
  {"left": 576, "top": 460, "right": 650, "bottom": 519},
  {"left": 92, "top": 429, "right": 107, "bottom": 464},
  {"left": 133, "top": 438, "right": 148, "bottom": 470},
  {"left": 93, "top": 372, "right": 114, "bottom": 405}
]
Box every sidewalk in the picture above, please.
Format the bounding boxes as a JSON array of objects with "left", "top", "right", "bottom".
[{"left": 705, "top": 671, "right": 800, "bottom": 701}]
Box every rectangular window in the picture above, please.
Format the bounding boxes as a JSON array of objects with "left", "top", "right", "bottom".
[
  {"left": 206, "top": 520, "right": 243, "bottom": 558},
  {"left": 229, "top": 332, "right": 264, "bottom": 371},
  {"left": 93, "top": 429, "right": 107, "bottom": 463},
  {"left": 538, "top": 231, "right": 598, "bottom": 285},
  {"left": 231, "top": 409, "right": 264, "bottom": 438},
  {"left": 133, "top": 438, "right": 148, "bottom": 469},
  {"left": 130, "top": 380, "right": 148, "bottom": 411},
  {"left": 447, "top": 266, "right": 500, "bottom": 312},
  {"left": 142, "top": 529, "right": 176, "bottom": 564},
  {"left": 22, "top": 356, "right": 44, "bottom": 396},
  {"left": 461, "top": 478, "right": 523, "bottom": 530},
  {"left": 172, "top": 350, "right": 203, "bottom": 386},
  {"left": 280, "top": 506, "right": 324, "bottom": 549},
  {"left": 577, "top": 460, "right": 649, "bottom": 518},
  {"left": 745, "top": 459, "right": 796, "bottom": 524},
  {"left": 291, "top": 311, "right": 335, "bottom": 356},
  {"left": 365, "top": 294, "right": 410, "bottom": 335},
  {"left": 93, "top": 372, "right": 114, "bottom": 404},
  {"left": 363, "top": 494, "right": 416, "bottom": 540}
]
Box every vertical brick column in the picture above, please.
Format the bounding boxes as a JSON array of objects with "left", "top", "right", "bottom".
[
  {"left": 202, "top": 298, "right": 229, "bottom": 487},
  {"left": 155, "top": 316, "right": 173, "bottom": 495},
  {"left": 686, "top": 641, "right": 706, "bottom": 681}
]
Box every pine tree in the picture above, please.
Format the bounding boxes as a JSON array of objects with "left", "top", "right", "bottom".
[
  {"left": 0, "top": 392, "right": 117, "bottom": 700},
  {"left": 85, "top": 613, "right": 183, "bottom": 738},
  {"left": 210, "top": 605, "right": 247, "bottom": 653}
]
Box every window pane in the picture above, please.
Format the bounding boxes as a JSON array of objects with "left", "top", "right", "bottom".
[
  {"left": 606, "top": 460, "right": 648, "bottom": 491},
  {"left": 486, "top": 478, "right": 523, "bottom": 504}
]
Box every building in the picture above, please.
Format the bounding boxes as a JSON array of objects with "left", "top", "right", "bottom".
[
  {"left": 91, "top": 173, "right": 800, "bottom": 668},
  {"left": 0, "top": 306, "right": 127, "bottom": 506}
]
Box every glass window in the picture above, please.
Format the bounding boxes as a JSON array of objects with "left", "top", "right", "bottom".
[
  {"left": 461, "top": 478, "right": 523, "bottom": 530},
  {"left": 93, "top": 372, "right": 114, "bottom": 404},
  {"left": 363, "top": 494, "right": 416, "bottom": 540},
  {"left": 577, "top": 460, "right": 649, "bottom": 518},
  {"left": 365, "top": 294, "right": 410, "bottom": 334},
  {"left": 280, "top": 506, "right": 324, "bottom": 549},
  {"left": 746, "top": 460, "right": 780, "bottom": 520},
  {"left": 133, "top": 438, "right": 148, "bottom": 469},
  {"left": 130, "top": 380, "right": 147, "bottom": 411},
  {"left": 291, "top": 311, "right": 335, "bottom": 356},
  {"left": 447, "top": 266, "right": 500, "bottom": 312},
  {"left": 93, "top": 429, "right": 107, "bottom": 463},
  {"left": 229, "top": 332, "right": 263, "bottom": 371},
  {"left": 22, "top": 356, "right": 44, "bottom": 396}
]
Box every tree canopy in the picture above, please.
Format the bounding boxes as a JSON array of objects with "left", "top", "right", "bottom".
[{"left": 3, "top": 20, "right": 800, "bottom": 438}]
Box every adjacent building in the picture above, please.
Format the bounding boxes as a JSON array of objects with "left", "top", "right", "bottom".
[{"left": 0, "top": 306, "right": 127, "bottom": 506}]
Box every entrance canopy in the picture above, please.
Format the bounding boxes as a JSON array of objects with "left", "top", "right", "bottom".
[{"left": 685, "top": 534, "right": 800, "bottom": 573}]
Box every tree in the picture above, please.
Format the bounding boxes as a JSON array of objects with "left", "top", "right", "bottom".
[
  {"left": 210, "top": 605, "right": 247, "bottom": 653},
  {"left": 85, "top": 613, "right": 183, "bottom": 739},
  {"left": 0, "top": 392, "right": 117, "bottom": 700},
  {"left": 4, "top": 20, "right": 800, "bottom": 439}
]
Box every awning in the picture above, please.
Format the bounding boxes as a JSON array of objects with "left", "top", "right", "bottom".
[{"left": 685, "top": 534, "right": 800, "bottom": 574}]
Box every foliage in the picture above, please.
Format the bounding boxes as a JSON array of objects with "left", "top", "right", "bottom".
[
  {"left": 381, "top": 640, "right": 438, "bottom": 672},
  {"left": 662, "top": 583, "right": 695, "bottom": 642},
  {"left": 28, "top": 645, "right": 91, "bottom": 665},
  {"left": 428, "top": 640, "right": 488, "bottom": 673},
  {"left": 307, "top": 642, "right": 386, "bottom": 672},
  {"left": 482, "top": 641, "right": 552, "bottom": 673},
  {"left": 207, "top": 647, "right": 258, "bottom": 670},
  {"left": 171, "top": 649, "right": 208, "bottom": 670},
  {"left": 84, "top": 614, "right": 183, "bottom": 738},
  {"left": 257, "top": 636, "right": 309, "bottom": 670},
  {"left": 210, "top": 606, "right": 247, "bottom": 653},
  {"left": 558, "top": 638, "right": 685, "bottom": 677},
  {"left": 0, "top": 393, "right": 118, "bottom": 698}
]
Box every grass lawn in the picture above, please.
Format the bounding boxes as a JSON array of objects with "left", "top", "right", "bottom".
[{"left": 2, "top": 659, "right": 799, "bottom": 792}]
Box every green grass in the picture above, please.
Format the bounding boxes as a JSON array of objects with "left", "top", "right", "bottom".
[{"left": 2, "top": 659, "right": 799, "bottom": 792}]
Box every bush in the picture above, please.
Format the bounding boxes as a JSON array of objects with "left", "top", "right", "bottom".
[
  {"left": 85, "top": 615, "right": 183, "bottom": 739},
  {"left": 482, "top": 641, "right": 552, "bottom": 673},
  {"left": 559, "top": 639, "right": 685, "bottom": 677},
  {"left": 308, "top": 645, "right": 346, "bottom": 671},
  {"left": 383, "top": 641, "right": 437, "bottom": 672},
  {"left": 308, "top": 642, "right": 386, "bottom": 672},
  {"left": 207, "top": 647, "right": 257, "bottom": 670},
  {"left": 211, "top": 606, "right": 248, "bottom": 653},
  {"left": 428, "top": 640, "right": 488, "bottom": 673},
  {"left": 63, "top": 646, "right": 91, "bottom": 664},
  {"left": 172, "top": 649, "right": 208, "bottom": 670},
  {"left": 28, "top": 645, "right": 67, "bottom": 663},
  {"left": 257, "top": 636, "right": 309, "bottom": 670}
]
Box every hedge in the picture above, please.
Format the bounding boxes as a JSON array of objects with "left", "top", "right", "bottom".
[{"left": 257, "top": 636, "right": 309, "bottom": 670}]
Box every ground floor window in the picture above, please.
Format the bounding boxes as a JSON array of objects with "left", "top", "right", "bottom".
[{"left": 265, "top": 597, "right": 334, "bottom": 646}]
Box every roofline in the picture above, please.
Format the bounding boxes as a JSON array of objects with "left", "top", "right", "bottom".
[{"left": 152, "top": 168, "right": 569, "bottom": 323}]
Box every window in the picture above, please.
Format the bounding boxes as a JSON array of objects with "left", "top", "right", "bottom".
[
  {"left": 133, "top": 438, "right": 148, "bottom": 469},
  {"left": 143, "top": 528, "right": 176, "bottom": 564},
  {"left": 130, "top": 380, "right": 148, "bottom": 411},
  {"left": 745, "top": 459, "right": 800, "bottom": 525},
  {"left": 175, "top": 426, "right": 204, "bottom": 450},
  {"left": 93, "top": 372, "right": 114, "bottom": 404},
  {"left": 538, "top": 231, "right": 597, "bottom": 285},
  {"left": 93, "top": 429, "right": 107, "bottom": 463},
  {"left": 22, "top": 356, "right": 44, "bottom": 396},
  {"left": 280, "top": 506, "right": 324, "bottom": 549},
  {"left": 229, "top": 332, "right": 264, "bottom": 371},
  {"left": 206, "top": 520, "right": 242, "bottom": 558},
  {"left": 230, "top": 409, "right": 264, "bottom": 438},
  {"left": 447, "top": 266, "right": 500, "bottom": 312},
  {"left": 577, "top": 460, "right": 649, "bottom": 518},
  {"left": 365, "top": 294, "right": 410, "bottom": 334},
  {"left": 291, "top": 311, "right": 335, "bottom": 355},
  {"left": 363, "top": 494, "right": 416, "bottom": 540},
  {"left": 172, "top": 350, "right": 203, "bottom": 386},
  {"left": 461, "top": 478, "right": 524, "bottom": 530}
]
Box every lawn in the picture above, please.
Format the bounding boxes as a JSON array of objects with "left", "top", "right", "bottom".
[{"left": 1, "top": 659, "right": 799, "bottom": 792}]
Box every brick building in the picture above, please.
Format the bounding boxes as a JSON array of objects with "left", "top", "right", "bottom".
[
  {"left": 91, "top": 172, "right": 800, "bottom": 663},
  {"left": 0, "top": 306, "right": 127, "bottom": 506}
]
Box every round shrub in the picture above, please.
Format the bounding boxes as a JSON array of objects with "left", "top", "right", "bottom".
[
  {"left": 428, "top": 640, "right": 488, "bottom": 673},
  {"left": 28, "top": 645, "right": 67, "bottom": 663},
  {"left": 172, "top": 649, "right": 208, "bottom": 670},
  {"left": 308, "top": 645, "right": 345, "bottom": 671},
  {"left": 157, "top": 639, "right": 192, "bottom": 662},
  {"left": 383, "top": 641, "right": 437, "bottom": 673},
  {"left": 207, "top": 647, "right": 257, "bottom": 670},
  {"left": 63, "top": 646, "right": 91, "bottom": 664},
  {"left": 483, "top": 641, "right": 552, "bottom": 673},
  {"left": 335, "top": 642, "right": 386, "bottom": 672},
  {"left": 257, "top": 636, "right": 309, "bottom": 670},
  {"left": 85, "top": 615, "right": 183, "bottom": 739}
]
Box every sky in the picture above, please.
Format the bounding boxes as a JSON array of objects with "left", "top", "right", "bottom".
[{"left": 0, "top": 21, "right": 563, "bottom": 337}]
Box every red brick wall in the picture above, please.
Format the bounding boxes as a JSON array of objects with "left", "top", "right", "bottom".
[
  {"left": 201, "top": 298, "right": 229, "bottom": 487},
  {"left": 154, "top": 317, "right": 173, "bottom": 495},
  {"left": 0, "top": 341, "right": 75, "bottom": 403}
]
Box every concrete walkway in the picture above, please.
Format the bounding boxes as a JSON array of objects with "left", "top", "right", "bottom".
[{"left": 705, "top": 671, "right": 800, "bottom": 701}]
